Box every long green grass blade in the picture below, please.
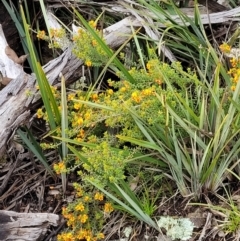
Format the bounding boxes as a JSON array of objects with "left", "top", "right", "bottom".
[
  {"left": 60, "top": 73, "right": 68, "bottom": 194},
  {"left": 20, "top": 5, "right": 60, "bottom": 131},
  {"left": 17, "top": 129, "right": 56, "bottom": 179}
]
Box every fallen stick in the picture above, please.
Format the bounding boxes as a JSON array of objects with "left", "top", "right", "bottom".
[{"left": 0, "top": 210, "right": 59, "bottom": 241}]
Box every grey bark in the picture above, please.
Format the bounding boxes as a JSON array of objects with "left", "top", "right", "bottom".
[{"left": 0, "top": 210, "right": 59, "bottom": 241}]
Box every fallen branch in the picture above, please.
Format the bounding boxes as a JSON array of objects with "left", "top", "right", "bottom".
[{"left": 0, "top": 210, "right": 59, "bottom": 241}]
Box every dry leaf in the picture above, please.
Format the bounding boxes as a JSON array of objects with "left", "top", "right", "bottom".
[
  {"left": 129, "top": 176, "right": 139, "bottom": 191},
  {"left": 48, "top": 189, "right": 60, "bottom": 195},
  {"left": 5, "top": 45, "right": 28, "bottom": 64},
  {"left": 1, "top": 77, "right": 12, "bottom": 86},
  {"left": 12, "top": 142, "right": 24, "bottom": 153},
  {"left": 18, "top": 54, "right": 28, "bottom": 64},
  {"left": 0, "top": 71, "right": 12, "bottom": 87}
]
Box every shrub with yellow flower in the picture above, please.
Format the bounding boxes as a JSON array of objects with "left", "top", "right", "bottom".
[
  {"left": 36, "top": 30, "right": 47, "bottom": 40},
  {"left": 94, "top": 192, "right": 104, "bottom": 201},
  {"left": 220, "top": 43, "right": 240, "bottom": 91},
  {"left": 219, "top": 42, "right": 231, "bottom": 53},
  {"left": 36, "top": 108, "right": 44, "bottom": 118},
  {"left": 53, "top": 161, "right": 67, "bottom": 175},
  {"left": 104, "top": 202, "right": 114, "bottom": 213},
  {"left": 72, "top": 20, "right": 109, "bottom": 67},
  {"left": 58, "top": 184, "right": 110, "bottom": 241}
]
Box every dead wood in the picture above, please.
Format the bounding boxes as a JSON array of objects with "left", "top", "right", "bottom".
[
  {"left": 198, "top": 0, "right": 228, "bottom": 12},
  {"left": 0, "top": 210, "right": 59, "bottom": 241}
]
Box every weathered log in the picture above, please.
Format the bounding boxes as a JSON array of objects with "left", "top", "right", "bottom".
[
  {"left": 46, "top": 0, "right": 240, "bottom": 24},
  {"left": 0, "top": 210, "right": 59, "bottom": 241},
  {"left": 198, "top": 0, "right": 228, "bottom": 12}
]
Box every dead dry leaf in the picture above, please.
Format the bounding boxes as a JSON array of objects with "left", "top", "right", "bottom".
[
  {"left": 129, "top": 176, "right": 139, "bottom": 191},
  {"left": 5, "top": 45, "right": 28, "bottom": 64},
  {"left": 0, "top": 71, "right": 12, "bottom": 87},
  {"left": 48, "top": 189, "right": 60, "bottom": 195}
]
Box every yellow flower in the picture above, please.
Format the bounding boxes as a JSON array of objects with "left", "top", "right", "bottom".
[
  {"left": 84, "top": 111, "right": 91, "bottom": 120},
  {"left": 78, "top": 129, "right": 85, "bottom": 138},
  {"left": 77, "top": 117, "right": 84, "bottom": 126},
  {"left": 76, "top": 189, "right": 84, "bottom": 197},
  {"left": 219, "top": 43, "right": 231, "bottom": 53},
  {"left": 85, "top": 60, "right": 92, "bottom": 67},
  {"left": 230, "top": 58, "right": 237, "bottom": 68},
  {"left": 89, "top": 20, "right": 97, "bottom": 28},
  {"left": 104, "top": 202, "right": 114, "bottom": 213},
  {"left": 68, "top": 93, "right": 75, "bottom": 101},
  {"left": 97, "top": 233, "right": 105, "bottom": 239},
  {"left": 75, "top": 202, "right": 85, "bottom": 212},
  {"left": 91, "top": 93, "right": 98, "bottom": 101},
  {"left": 108, "top": 80, "right": 115, "bottom": 87},
  {"left": 94, "top": 192, "right": 104, "bottom": 201},
  {"left": 74, "top": 102, "right": 81, "bottom": 110},
  {"left": 92, "top": 39, "right": 97, "bottom": 46},
  {"left": 84, "top": 195, "right": 90, "bottom": 202},
  {"left": 67, "top": 214, "right": 76, "bottom": 227},
  {"left": 76, "top": 229, "right": 88, "bottom": 239},
  {"left": 57, "top": 232, "right": 75, "bottom": 241},
  {"left": 62, "top": 207, "right": 68, "bottom": 216},
  {"left": 141, "top": 88, "right": 153, "bottom": 96},
  {"left": 54, "top": 161, "right": 66, "bottom": 174},
  {"left": 131, "top": 91, "right": 141, "bottom": 103},
  {"left": 123, "top": 81, "right": 130, "bottom": 89},
  {"left": 120, "top": 87, "right": 126, "bottom": 92},
  {"left": 231, "top": 85, "right": 236, "bottom": 91},
  {"left": 36, "top": 108, "right": 44, "bottom": 118},
  {"left": 80, "top": 214, "right": 88, "bottom": 223},
  {"left": 50, "top": 28, "right": 65, "bottom": 38},
  {"left": 37, "top": 30, "right": 46, "bottom": 40},
  {"left": 106, "top": 89, "right": 114, "bottom": 95},
  {"left": 233, "top": 75, "right": 238, "bottom": 83},
  {"left": 155, "top": 79, "right": 162, "bottom": 85},
  {"left": 146, "top": 62, "right": 152, "bottom": 70}
]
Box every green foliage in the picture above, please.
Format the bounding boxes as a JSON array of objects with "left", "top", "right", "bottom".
[
  {"left": 72, "top": 22, "right": 109, "bottom": 67},
  {"left": 77, "top": 137, "right": 128, "bottom": 185},
  {"left": 17, "top": 4, "right": 60, "bottom": 178},
  {"left": 20, "top": 5, "right": 61, "bottom": 129},
  {"left": 17, "top": 128, "right": 56, "bottom": 179},
  {"left": 60, "top": 74, "right": 68, "bottom": 193},
  {"left": 89, "top": 180, "right": 158, "bottom": 229},
  {"left": 141, "top": 188, "right": 158, "bottom": 216},
  {"left": 225, "top": 205, "right": 240, "bottom": 233},
  {"left": 73, "top": 9, "right": 136, "bottom": 84}
]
